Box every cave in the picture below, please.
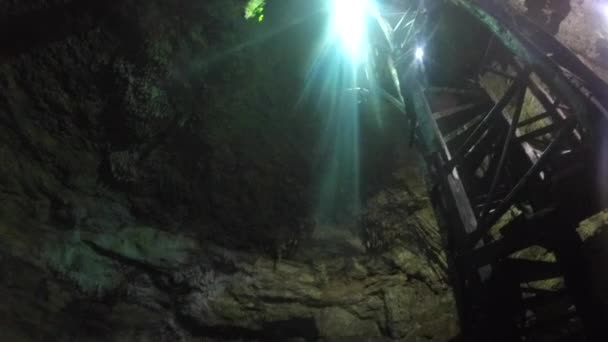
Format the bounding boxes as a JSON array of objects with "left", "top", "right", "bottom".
[{"left": 1, "top": 0, "right": 608, "bottom": 341}]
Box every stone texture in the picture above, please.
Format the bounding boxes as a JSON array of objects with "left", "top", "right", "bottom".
[
  {"left": 314, "top": 307, "right": 381, "bottom": 339},
  {"left": 506, "top": 0, "right": 608, "bottom": 82},
  {"left": 1, "top": 223, "right": 458, "bottom": 340}
]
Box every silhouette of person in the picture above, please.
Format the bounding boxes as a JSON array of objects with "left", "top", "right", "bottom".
[
  {"left": 524, "top": 0, "right": 571, "bottom": 35},
  {"left": 525, "top": 0, "right": 547, "bottom": 22},
  {"left": 547, "top": 0, "right": 571, "bottom": 35}
]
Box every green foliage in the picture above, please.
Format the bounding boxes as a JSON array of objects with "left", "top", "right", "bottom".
[{"left": 244, "top": 0, "right": 265, "bottom": 21}]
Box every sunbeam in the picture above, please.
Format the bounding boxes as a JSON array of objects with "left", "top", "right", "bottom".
[{"left": 295, "top": 0, "right": 380, "bottom": 222}]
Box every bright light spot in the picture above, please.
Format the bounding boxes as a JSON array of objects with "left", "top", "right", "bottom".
[
  {"left": 331, "top": 0, "right": 373, "bottom": 62},
  {"left": 600, "top": 4, "right": 608, "bottom": 28},
  {"left": 415, "top": 47, "right": 424, "bottom": 61}
]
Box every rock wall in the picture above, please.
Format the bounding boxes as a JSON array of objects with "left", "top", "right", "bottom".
[
  {"left": 0, "top": 167, "right": 458, "bottom": 340},
  {"left": 506, "top": 0, "right": 608, "bottom": 82},
  {"left": 1, "top": 222, "right": 457, "bottom": 341},
  {"left": 0, "top": 0, "right": 457, "bottom": 340}
]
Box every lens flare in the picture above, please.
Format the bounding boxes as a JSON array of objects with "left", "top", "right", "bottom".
[
  {"left": 298, "top": 0, "right": 384, "bottom": 221},
  {"left": 331, "top": 0, "right": 373, "bottom": 62}
]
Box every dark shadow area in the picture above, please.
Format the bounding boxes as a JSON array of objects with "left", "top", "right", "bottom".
[
  {"left": 181, "top": 316, "right": 319, "bottom": 341},
  {"left": 0, "top": 0, "right": 113, "bottom": 62},
  {"left": 524, "top": 0, "right": 571, "bottom": 35}
]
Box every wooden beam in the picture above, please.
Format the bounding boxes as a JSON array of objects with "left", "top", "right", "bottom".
[
  {"left": 480, "top": 82, "right": 528, "bottom": 220},
  {"left": 467, "top": 119, "right": 576, "bottom": 248},
  {"left": 517, "top": 124, "right": 557, "bottom": 143},
  {"left": 433, "top": 102, "right": 480, "bottom": 120},
  {"left": 445, "top": 76, "right": 523, "bottom": 171}
]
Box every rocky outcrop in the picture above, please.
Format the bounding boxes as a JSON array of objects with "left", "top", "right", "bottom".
[
  {"left": 1, "top": 222, "right": 457, "bottom": 341},
  {"left": 359, "top": 166, "right": 449, "bottom": 284}
]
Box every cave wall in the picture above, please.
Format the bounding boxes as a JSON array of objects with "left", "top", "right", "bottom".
[
  {"left": 0, "top": 0, "right": 457, "bottom": 340},
  {"left": 0, "top": 0, "right": 407, "bottom": 252},
  {"left": 506, "top": 0, "right": 608, "bottom": 82}
]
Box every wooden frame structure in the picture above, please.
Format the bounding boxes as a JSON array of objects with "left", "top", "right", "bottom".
[{"left": 371, "top": 1, "right": 608, "bottom": 340}]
